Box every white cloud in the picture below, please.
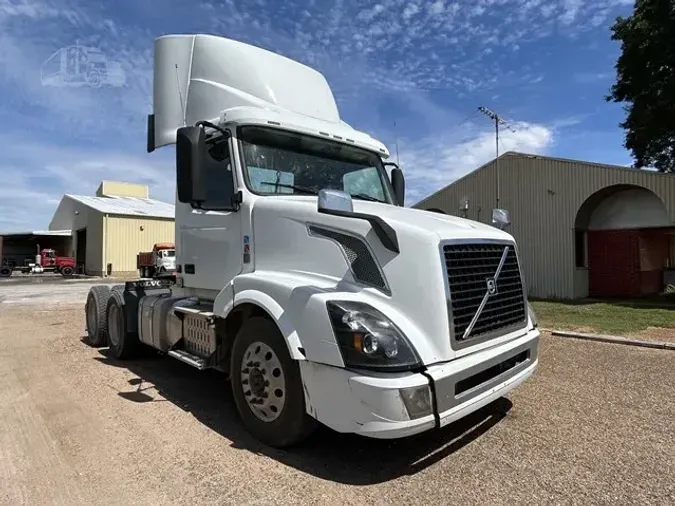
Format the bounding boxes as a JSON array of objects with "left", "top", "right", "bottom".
[
  {"left": 402, "top": 3, "right": 420, "bottom": 20},
  {"left": 428, "top": 0, "right": 445, "bottom": 15},
  {"left": 559, "top": 0, "right": 584, "bottom": 25},
  {"left": 397, "top": 120, "right": 554, "bottom": 205},
  {"left": 0, "top": 134, "right": 174, "bottom": 232},
  {"left": 0, "top": 0, "right": 633, "bottom": 229}
]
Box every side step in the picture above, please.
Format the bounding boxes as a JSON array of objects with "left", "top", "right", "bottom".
[{"left": 167, "top": 350, "right": 208, "bottom": 370}]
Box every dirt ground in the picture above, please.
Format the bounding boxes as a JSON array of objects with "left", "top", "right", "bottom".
[
  {"left": 628, "top": 327, "right": 675, "bottom": 343},
  {"left": 0, "top": 300, "right": 674, "bottom": 505}
]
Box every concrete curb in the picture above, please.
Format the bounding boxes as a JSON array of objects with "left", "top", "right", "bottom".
[{"left": 551, "top": 330, "right": 675, "bottom": 351}]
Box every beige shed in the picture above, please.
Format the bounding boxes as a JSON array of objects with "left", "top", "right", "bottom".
[{"left": 49, "top": 181, "right": 175, "bottom": 277}]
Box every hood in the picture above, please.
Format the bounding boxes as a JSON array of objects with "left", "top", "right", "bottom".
[
  {"left": 250, "top": 196, "right": 519, "bottom": 364},
  {"left": 253, "top": 195, "right": 514, "bottom": 243},
  {"left": 352, "top": 201, "right": 515, "bottom": 243}
]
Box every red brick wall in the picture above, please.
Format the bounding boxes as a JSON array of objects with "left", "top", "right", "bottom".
[{"left": 588, "top": 230, "right": 641, "bottom": 297}]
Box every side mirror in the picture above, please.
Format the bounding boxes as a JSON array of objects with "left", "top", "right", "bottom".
[
  {"left": 176, "top": 126, "right": 207, "bottom": 205},
  {"left": 318, "top": 189, "right": 354, "bottom": 214},
  {"left": 492, "top": 208, "right": 511, "bottom": 230},
  {"left": 391, "top": 167, "right": 405, "bottom": 206}
]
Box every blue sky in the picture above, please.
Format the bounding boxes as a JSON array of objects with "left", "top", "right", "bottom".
[{"left": 0, "top": 0, "right": 634, "bottom": 231}]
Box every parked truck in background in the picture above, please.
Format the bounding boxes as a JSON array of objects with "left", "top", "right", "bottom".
[
  {"left": 84, "top": 34, "right": 540, "bottom": 448},
  {"left": 0, "top": 247, "right": 75, "bottom": 277},
  {"left": 137, "top": 242, "right": 176, "bottom": 278}
]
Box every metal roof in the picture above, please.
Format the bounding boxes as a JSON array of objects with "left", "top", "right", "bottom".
[
  {"left": 0, "top": 230, "right": 72, "bottom": 237},
  {"left": 65, "top": 194, "right": 175, "bottom": 218},
  {"left": 413, "top": 151, "right": 658, "bottom": 209}
]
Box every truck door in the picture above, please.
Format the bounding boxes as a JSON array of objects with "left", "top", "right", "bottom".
[{"left": 179, "top": 134, "right": 242, "bottom": 294}]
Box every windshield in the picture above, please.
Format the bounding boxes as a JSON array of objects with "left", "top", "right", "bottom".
[
  {"left": 238, "top": 126, "right": 395, "bottom": 204},
  {"left": 166, "top": 250, "right": 175, "bottom": 258}
]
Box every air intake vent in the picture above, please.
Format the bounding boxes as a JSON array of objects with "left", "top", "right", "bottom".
[
  {"left": 443, "top": 242, "right": 527, "bottom": 347},
  {"left": 308, "top": 226, "right": 388, "bottom": 292}
]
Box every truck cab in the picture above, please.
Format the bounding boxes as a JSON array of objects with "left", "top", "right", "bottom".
[
  {"left": 156, "top": 247, "right": 175, "bottom": 272},
  {"left": 137, "top": 243, "right": 176, "bottom": 278},
  {"left": 84, "top": 34, "right": 540, "bottom": 448}
]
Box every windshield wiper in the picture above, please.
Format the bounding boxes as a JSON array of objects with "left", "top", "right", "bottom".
[
  {"left": 350, "top": 193, "right": 386, "bottom": 203},
  {"left": 259, "top": 182, "right": 385, "bottom": 203},
  {"left": 259, "top": 182, "right": 318, "bottom": 195}
]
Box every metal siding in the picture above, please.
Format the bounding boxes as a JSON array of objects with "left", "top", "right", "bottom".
[
  {"left": 104, "top": 217, "right": 175, "bottom": 275},
  {"left": 96, "top": 181, "right": 149, "bottom": 198},
  {"left": 415, "top": 154, "right": 675, "bottom": 299}
]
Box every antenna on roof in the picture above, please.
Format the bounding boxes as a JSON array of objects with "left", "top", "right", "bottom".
[
  {"left": 174, "top": 64, "right": 186, "bottom": 127},
  {"left": 393, "top": 120, "right": 400, "bottom": 167},
  {"left": 478, "top": 106, "right": 517, "bottom": 209}
]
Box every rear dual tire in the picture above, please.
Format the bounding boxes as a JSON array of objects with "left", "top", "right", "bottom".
[
  {"left": 85, "top": 286, "right": 111, "bottom": 347},
  {"left": 106, "top": 289, "right": 140, "bottom": 359}
]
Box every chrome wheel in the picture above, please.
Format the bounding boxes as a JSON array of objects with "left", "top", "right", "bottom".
[
  {"left": 240, "top": 341, "right": 286, "bottom": 422},
  {"left": 108, "top": 303, "right": 121, "bottom": 347}
]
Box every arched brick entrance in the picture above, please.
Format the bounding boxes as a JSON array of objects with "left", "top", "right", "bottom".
[{"left": 575, "top": 185, "right": 673, "bottom": 297}]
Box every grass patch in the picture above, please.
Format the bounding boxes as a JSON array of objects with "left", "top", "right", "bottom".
[{"left": 530, "top": 299, "right": 675, "bottom": 335}]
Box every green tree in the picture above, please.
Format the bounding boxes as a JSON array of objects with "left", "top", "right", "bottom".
[{"left": 606, "top": 0, "right": 675, "bottom": 172}]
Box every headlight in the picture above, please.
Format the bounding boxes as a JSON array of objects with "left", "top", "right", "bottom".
[
  {"left": 527, "top": 302, "right": 538, "bottom": 329},
  {"left": 326, "top": 301, "right": 422, "bottom": 372}
]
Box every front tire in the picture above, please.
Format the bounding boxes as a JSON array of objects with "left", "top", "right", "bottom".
[
  {"left": 60, "top": 266, "right": 74, "bottom": 277},
  {"left": 230, "top": 317, "right": 317, "bottom": 448},
  {"left": 106, "top": 290, "right": 140, "bottom": 359},
  {"left": 0, "top": 266, "right": 11, "bottom": 277}
]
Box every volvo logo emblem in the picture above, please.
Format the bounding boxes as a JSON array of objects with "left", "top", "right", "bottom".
[{"left": 486, "top": 278, "right": 498, "bottom": 295}]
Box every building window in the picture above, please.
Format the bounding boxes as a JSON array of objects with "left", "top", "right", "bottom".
[{"left": 575, "top": 230, "right": 587, "bottom": 268}]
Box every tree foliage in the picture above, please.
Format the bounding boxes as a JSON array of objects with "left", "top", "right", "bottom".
[{"left": 606, "top": 0, "right": 675, "bottom": 172}]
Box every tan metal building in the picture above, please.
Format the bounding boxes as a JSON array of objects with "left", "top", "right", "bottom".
[
  {"left": 49, "top": 181, "right": 175, "bottom": 277},
  {"left": 414, "top": 152, "right": 675, "bottom": 300}
]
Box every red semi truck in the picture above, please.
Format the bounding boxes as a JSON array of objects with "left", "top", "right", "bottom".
[{"left": 0, "top": 248, "right": 76, "bottom": 277}]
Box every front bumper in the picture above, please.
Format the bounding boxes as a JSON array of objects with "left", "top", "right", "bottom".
[{"left": 299, "top": 328, "right": 539, "bottom": 439}]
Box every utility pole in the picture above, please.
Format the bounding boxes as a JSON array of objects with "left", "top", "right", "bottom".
[{"left": 478, "top": 106, "right": 516, "bottom": 209}]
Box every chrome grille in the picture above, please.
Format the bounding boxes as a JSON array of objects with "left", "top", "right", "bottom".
[{"left": 443, "top": 242, "right": 526, "bottom": 345}]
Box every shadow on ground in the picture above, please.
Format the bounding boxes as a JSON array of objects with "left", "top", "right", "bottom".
[{"left": 94, "top": 348, "right": 511, "bottom": 485}]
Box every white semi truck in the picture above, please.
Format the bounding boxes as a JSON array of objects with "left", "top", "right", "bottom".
[{"left": 84, "top": 34, "right": 540, "bottom": 448}]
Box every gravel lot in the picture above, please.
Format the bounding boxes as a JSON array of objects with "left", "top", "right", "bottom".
[{"left": 0, "top": 284, "right": 673, "bottom": 505}]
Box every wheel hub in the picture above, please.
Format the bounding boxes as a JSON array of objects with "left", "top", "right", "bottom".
[
  {"left": 249, "top": 368, "right": 266, "bottom": 397},
  {"left": 240, "top": 341, "right": 286, "bottom": 422}
]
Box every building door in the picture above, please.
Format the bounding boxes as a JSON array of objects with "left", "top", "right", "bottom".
[
  {"left": 588, "top": 230, "right": 641, "bottom": 297},
  {"left": 76, "top": 228, "right": 87, "bottom": 274}
]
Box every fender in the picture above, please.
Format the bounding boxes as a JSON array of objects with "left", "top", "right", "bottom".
[
  {"left": 212, "top": 282, "right": 305, "bottom": 357},
  {"left": 232, "top": 288, "right": 306, "bottom": 361},
  {"left": 220, "top": 271, "right": 348, "bottom": 367}
]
